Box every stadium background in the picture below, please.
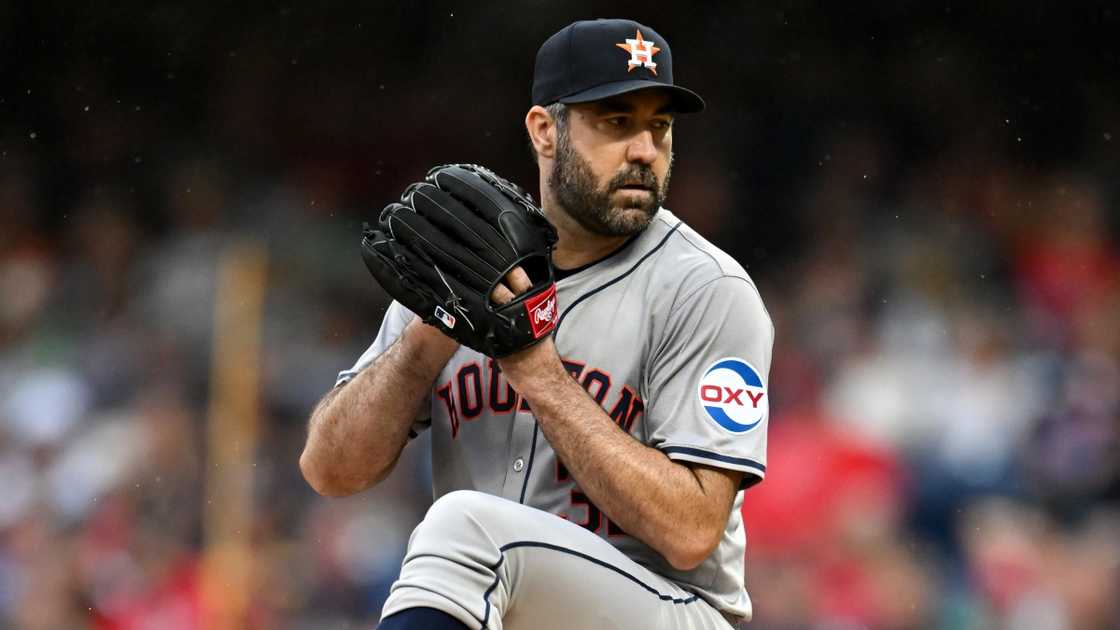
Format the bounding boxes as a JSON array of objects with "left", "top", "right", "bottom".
[{"left": 2, "top": 2, "right": 1118, "bottom": 628}]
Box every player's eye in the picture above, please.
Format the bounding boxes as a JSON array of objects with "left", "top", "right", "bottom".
[
  {"left": 604, "top": 116, "right": 628, "bottom": 128},
  {"left": 651, "top": 118, "right": 673, "bottom": 131}
]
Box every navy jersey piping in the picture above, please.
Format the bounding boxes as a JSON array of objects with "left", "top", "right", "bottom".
[
  {"left": 553, "top": 231, "right": 642, "bottom": 280},
  {"left": 660, "top": 445, "right": 766, "bottom": 473},
  {"left": 481, "top": 540, "right": 700, "bottom": 627},
  {"left": 662, "top": 446, "right": 766, "bottom": 490},
  {"left": 517, "top": 222, "right": 683, "bottom": 505},
  {"left": 554, "top": 221, "right": 683, "bottom": 332}
]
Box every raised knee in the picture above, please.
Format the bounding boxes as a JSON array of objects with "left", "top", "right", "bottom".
[{"left": 423, "top": 490, "right": 491, "bottom": 527}]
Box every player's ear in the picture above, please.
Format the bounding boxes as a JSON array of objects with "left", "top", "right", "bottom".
[{"left": 525, "top": 106, "right": 556, "bottom": 160}]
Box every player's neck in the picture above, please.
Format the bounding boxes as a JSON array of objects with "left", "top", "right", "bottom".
[
  {"left": 553, "top": 234, "right": 630, "bottom": 271},
  {"left": 542, "top": 202, "right": 631, "bottom": 271}
]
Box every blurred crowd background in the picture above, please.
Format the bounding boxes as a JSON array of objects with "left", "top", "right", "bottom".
[{"left": 2, "top": 2, "right": 1118, "bottom": 628}]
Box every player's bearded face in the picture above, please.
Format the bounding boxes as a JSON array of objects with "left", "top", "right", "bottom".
[{"left": 549, "top": 129, "right": 672, "bottom": 237}]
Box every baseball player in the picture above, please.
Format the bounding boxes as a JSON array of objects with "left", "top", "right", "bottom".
[{"left": 300, "top": 19, "right": 773, "bottom": 629}]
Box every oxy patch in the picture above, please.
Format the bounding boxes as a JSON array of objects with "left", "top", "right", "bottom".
[{"left": 697, "top": 357, "right": 766, "bottom": 434}]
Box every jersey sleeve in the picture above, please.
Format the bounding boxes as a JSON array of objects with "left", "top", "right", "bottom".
[
  {"left": 645, "top": 276, "right": 774, "bottom": 488},
  {"left": 334, "top": 300, "right": 433, "bottom": 438}
]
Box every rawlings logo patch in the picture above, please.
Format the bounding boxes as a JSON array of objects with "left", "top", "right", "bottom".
[{"left": 524, "top": 284, "right": 558, "bottom": 339}]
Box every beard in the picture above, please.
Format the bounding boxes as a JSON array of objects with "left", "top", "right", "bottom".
[{"left": 548, "top": 134, "right": 672, "bottom": 237}]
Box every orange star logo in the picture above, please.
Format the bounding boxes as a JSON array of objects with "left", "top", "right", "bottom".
[{"left": 615, "top": 29, "right": 661, "bottom": 75}]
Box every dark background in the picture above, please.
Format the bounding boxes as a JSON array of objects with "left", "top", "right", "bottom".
[{"left": 1, "top": 2, "right": 1118, "bottom": 628}]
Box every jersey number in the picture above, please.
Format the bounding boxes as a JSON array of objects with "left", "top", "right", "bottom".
[{"left": 556, "top": 461, "right": 628, "bottom": 537}]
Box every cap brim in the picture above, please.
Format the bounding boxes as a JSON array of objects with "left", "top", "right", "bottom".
[{"left": 558, "top": 79, "right": 705, "bottom": 114}]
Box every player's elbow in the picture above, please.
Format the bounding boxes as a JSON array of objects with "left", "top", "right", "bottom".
[
  {"left": 299, "top": 450, "right": 348, "bottom": 497},
  {"left": 664, "top": 545, "right": 707, "bottom": 572},
  {"left": 299, "top": 448, "right": 379, "bottom": 497},
  {"left": 664, "top": 530, "right": 721, "bottom": 572}
]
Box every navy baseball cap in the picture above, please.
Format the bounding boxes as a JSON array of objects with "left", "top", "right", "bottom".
[{"left": 532, "top": 19, "right": 705, "bottom": 113}]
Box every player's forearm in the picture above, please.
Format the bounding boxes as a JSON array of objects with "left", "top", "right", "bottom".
[
  {"left": 501, "top": 343, "right": 726, "bottom": 570},
  {"left": 300, "top": 321, "right": 455, "bottom": 496}
]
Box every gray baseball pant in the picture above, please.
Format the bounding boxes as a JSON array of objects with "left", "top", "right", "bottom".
[{"left": 380, "top": 490, "right": 736, "bottom": 629}]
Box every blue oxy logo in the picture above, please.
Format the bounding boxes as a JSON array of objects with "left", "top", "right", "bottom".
[{"left": 697, "top": 358, "right": 767, "bottom": 433}]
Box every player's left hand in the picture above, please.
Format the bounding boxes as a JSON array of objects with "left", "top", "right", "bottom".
[
  {"left": 489, "top": 266, "right": 533, "bottom": 304},
  {"left": 361, "top": 164, "right": 560, "bottom": 358}
]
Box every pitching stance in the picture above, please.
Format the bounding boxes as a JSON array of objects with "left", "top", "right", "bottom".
[{"left": 301, "top": 19, "right": 773, "bottom": 629}]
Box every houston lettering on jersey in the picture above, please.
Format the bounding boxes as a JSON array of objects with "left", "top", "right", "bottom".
[{"left": 433, "top": 357, "right": 645, "bottom": 440}]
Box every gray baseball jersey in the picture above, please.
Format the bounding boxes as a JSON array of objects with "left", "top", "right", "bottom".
[{"left": 337, "top": 208, "right": 773, "bottom": 622}]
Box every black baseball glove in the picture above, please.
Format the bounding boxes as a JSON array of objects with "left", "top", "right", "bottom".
[{"left": 361, "top": 164, "right": 559, "bottom": 358}]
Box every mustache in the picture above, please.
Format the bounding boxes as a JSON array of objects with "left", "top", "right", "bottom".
[{"left": 607, "top": 166, "right": 659, "bottom": 193}]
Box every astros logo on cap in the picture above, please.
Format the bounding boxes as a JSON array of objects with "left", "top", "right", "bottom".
[
  {"left": 697, "top": 358, "right": 767, "bottom": 433},
  {"left": 615, "top": 29, "right": 660, "bottom": 75}
]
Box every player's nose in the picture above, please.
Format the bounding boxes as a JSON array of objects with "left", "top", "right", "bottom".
[{"left": 625, "top": 130, "right": 658, "bottom": 165}]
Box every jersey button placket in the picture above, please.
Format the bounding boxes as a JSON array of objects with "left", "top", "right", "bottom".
[{"left": 500, "top": 407, "right": 536, "bottom": 500}]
